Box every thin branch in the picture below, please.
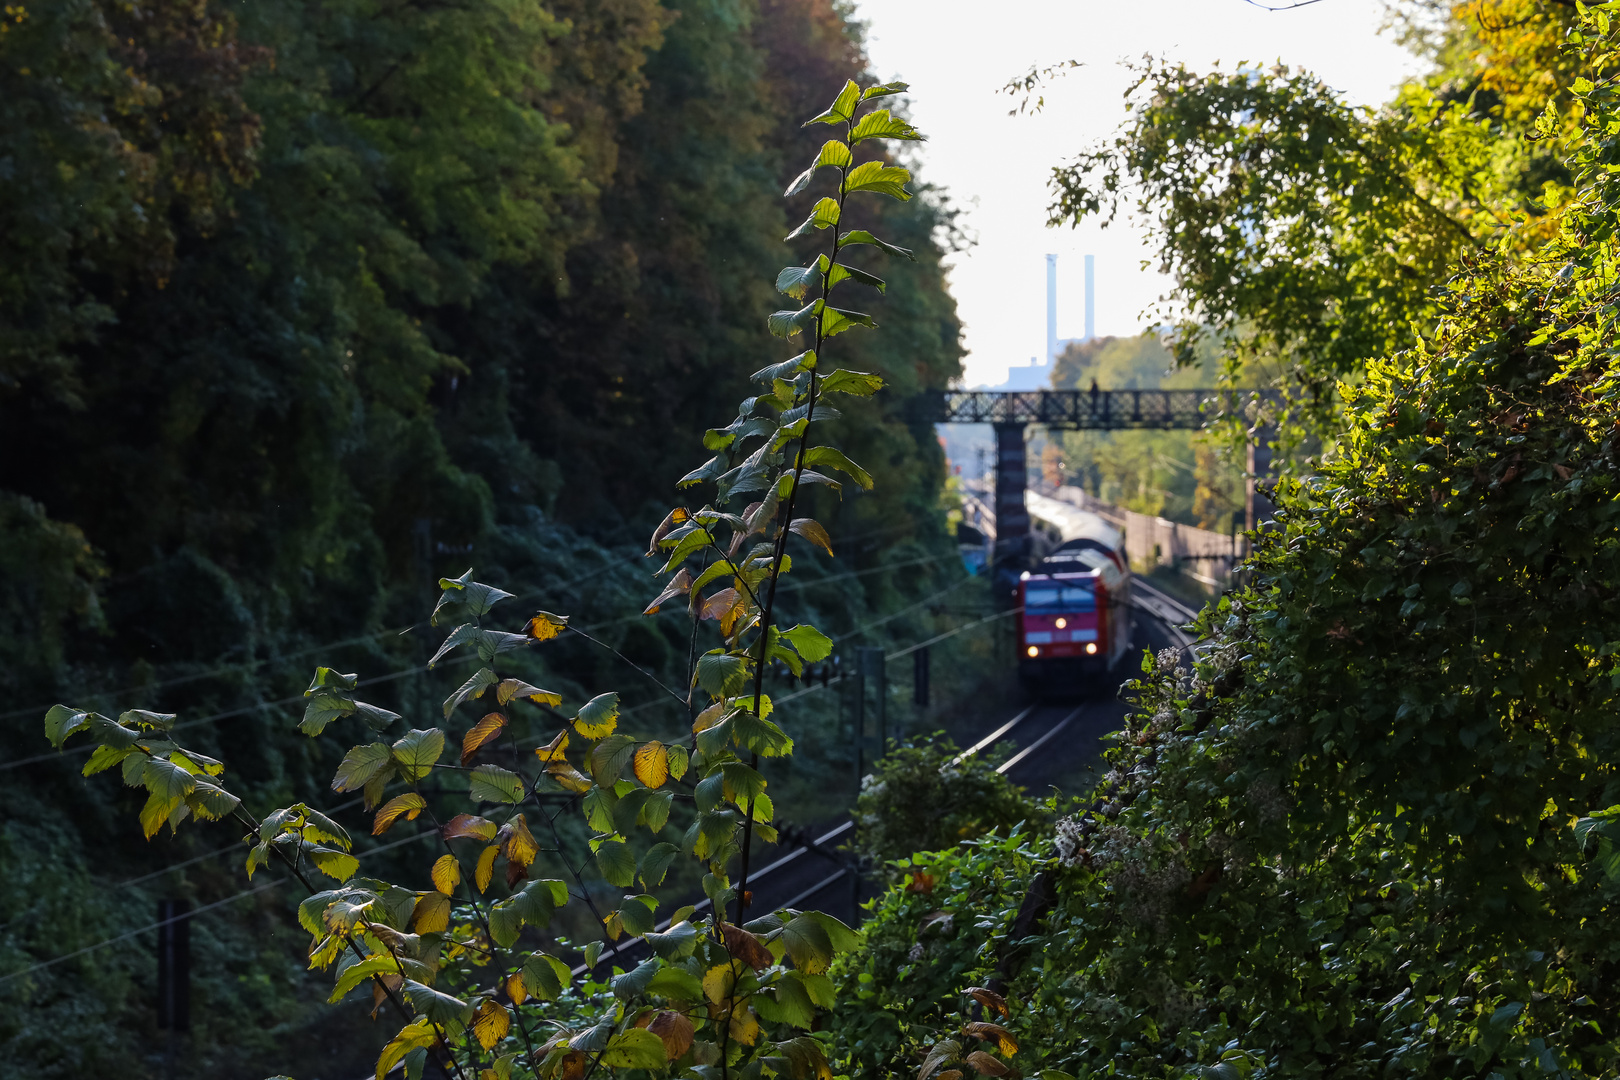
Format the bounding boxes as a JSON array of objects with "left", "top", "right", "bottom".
[{"left": 566, "top": 625, "right": 688, "bottom": 708}]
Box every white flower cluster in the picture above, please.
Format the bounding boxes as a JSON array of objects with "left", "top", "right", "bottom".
[{"left": 1054, "top": 815, "right": 1087, "bottom": 867}]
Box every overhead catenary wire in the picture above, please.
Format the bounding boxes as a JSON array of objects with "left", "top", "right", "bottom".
[{"left": 0, "top": 826, "right": 440, "bottom": 986}]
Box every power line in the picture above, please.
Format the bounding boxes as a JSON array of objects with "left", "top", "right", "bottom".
[
  {"left": 0, "top": 827, "right": 439, "bottom": 986},
  {"left": 0, "top": 555, "right": 638, "bottom": 724}
]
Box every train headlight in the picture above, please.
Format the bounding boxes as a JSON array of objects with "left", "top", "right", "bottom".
[
  {"left": 1026, "top": 646, "right": 1040, "bottom": 658},
  {"left": 1085, "top": 642, "right": 1098, "bottom": 655},
  {"left": 1055, "top": 617, "right": 1067, "bottom": 629}
]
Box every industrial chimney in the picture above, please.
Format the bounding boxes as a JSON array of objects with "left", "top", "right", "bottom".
[
  {"left": 1084, "top": 253, "right": 1095, "bottom": 341},
  {"left": 1045, "top": 253, "right": 1058, "bottom": 363}
]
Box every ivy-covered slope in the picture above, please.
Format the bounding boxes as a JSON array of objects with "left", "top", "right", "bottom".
[{"left": 836, "top": 16, "right": 1620, "bottom": 1080}]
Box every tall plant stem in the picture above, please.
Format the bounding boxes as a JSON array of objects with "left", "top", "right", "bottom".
[{"left": 733, "top": 116, "right": 852, "bottom": 926}]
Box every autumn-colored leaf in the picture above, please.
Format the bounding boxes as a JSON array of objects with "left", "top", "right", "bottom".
[
  {"left": 720, "top": 922, "right": 774, "bottom": 970},
  {"left": 524, "top": 611, "right": 569, "bottom": 642},
  {"left": 547, "top": 760, "right": 592, "bottom": 793},
  {"left": 647, "top": 506, "right": 689, "bottom": 556},
  {"left": 906, "top": 870, "right": 936, "bottom": 893},
  {"left": 475, "top": 844, "right": 498, "bottom": 893},
  {"left": 501, "top": 813, "right": 540, "bottom": 868},
  {"left": 728, "top": 1004, "right": 762, "bottom": 1046},
  {"left": 966, "top": 986, "right": 1009, "bottom": 1017},
  {"left": 441, "top": 814, "right": 498, "bottom": 843},
  {"left": 789, "top": 517, "right": 834, "bottom": 557},
  {"left": 372, "top": 793, "right": 426, "bottom": 836},
  {"left": 496, "top": 678, "right": 562, "bottom": 708},
  {"left": 431, "top": 854, "right": 461, "bottom": 895},
  {"left": 411, "top": 891, "right": 451, "bottom": 934},
  {"left": 964, "top": 1051, "right": 1009, "bottom": 1077},
  {"left": 558, "top": 1050, "right": 587, "bottom": 1080},
  {"left": 965, "top": 1022, "right": 1018, "bottom": 1057},
  {"left": 574, "top": 693, "right": 620, "bottom": 739},
  {"left": 534, "top": 729, "right": 570, "bottom": 762},
  {"left": 644, "top": 568, "right": 693, "bottom": 615},
  {"left": 506, "top": 971, "right": 527, "bottom": 1006},
  {"left": 472, "top": 999, "right": 511, "bottom": 1051},
  {"left": 633, "top": 741, "right": 669, "bottom": 788},
  {"left": 647, "top": 1010, "right": 695, "bottom": 1059},
  {"left": 461, "top": 712, "right": 508, "bottom": 765},
  {"left": 701, "top": 588, "right": 745, "bottom": 635}
]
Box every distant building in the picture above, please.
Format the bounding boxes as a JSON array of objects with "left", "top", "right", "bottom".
[{"left": 985, "top": 254, "right": 1094, "bottom": 391}]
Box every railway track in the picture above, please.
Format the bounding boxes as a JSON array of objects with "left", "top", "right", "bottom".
[{"left": 581, "top": 585, "right": 1203, "bottom": 975}]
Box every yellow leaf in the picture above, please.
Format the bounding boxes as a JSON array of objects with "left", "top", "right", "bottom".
[
  {"left": 475, "top": 844, "right": 498, "bottom": 893},
  {"left": 692, "top": 700, "right": 731, "bottom": 734},
  {"left": 573, "top": 692, "right": 620, "bottom": 739},
  {"left": 506, "top": 972, "right": 527, "bottom": 1006},
  {"left": 411, "top": 891, "right": 451, "bottom": 934},
  {"left": 431, "top": 854, "right": 461, "bottom": 895},
  {"left": 964, "top": 1022, "right": 1019, "bottom": 1057},
  {"left": 702, "top": 963, "right": 736, "bottom": 1005},
  {"left": 376, "top": 1017, "right": 438, "bottom": 1080},
  {"left": 461, "top": 712, "right": 508, "bottom": 765},
  {"left": 534, "top": 729, "right": 570, "bottom": 762},
  {"left": 647, "top": 1011, "right": 695, "bottom": 1060},
  {"left": 496, "top": 678, "right": 562, "bottom": 708},
  {"left": 502, "top": 814, "right": 540, "bottom": 869},
  {"left": 372, "top": 793, "right": 427, "bottom": 836},
  {"left": 546, "top": 760, "right": 592, "bottom": 793},
  {"left": 633, "top": 742, "right": 669, "bottom": 788},
  {"left": 524, "top": 611, "right": 569, "bottom": 642},
  {"left": 472, "top": 999, "right": 511, "bottom": 1051},
  {"left": 728, "top": 1005, "right": 762, "bottom": 1046},
  {"left": 789, "top": 517, "right": 834, "bottom": 557}
]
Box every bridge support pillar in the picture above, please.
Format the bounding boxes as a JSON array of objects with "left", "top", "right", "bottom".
[{"left": 993, "top": 423, "right": 1030, "bottom": 569}]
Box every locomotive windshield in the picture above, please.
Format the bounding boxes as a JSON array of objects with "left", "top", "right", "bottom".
[{"left": 1023, "top": 584, "right": 1096, "bottom": 612}]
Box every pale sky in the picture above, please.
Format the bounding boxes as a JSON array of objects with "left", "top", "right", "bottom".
[{"left": 851, "top": 0, "right": 1427, "bottom": 387}]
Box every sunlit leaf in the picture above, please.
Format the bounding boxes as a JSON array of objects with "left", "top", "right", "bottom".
[
  {"left": 850, "top": 108, "right": 924, "bottom": 144},
  {"left": 431, "top": 854, "right": 461, "bottom": 895},
  {"left": 842, "top": 159, "right": 912, "bottom": 200},
  {"left": 524, "top": 611, "right": 570, "bottom": 642},
  {"left": 803, "top": 79, "right": 861, "bottom": 126},
  {"left": 373, "top": 793, "right": 426, "bottom": 836},
  {"left": 574, "top": 693, "right": 620, "bottom": 739},
  {"left": 391, "top": 729, "right": 446, "bottom": 782},
  {"left": 475, "top": 844, "right": 498, "bottom": 893},
  {"left": 461, "top": 712, "right": 507, "bottom": 764},
  {"left": 838, "top": 229, "right": 915, "bottom": 260},
  {"left": 441, "top": 813, "right": 498, "bottom": 843},
  {"left": 469, "top": 764, "right": 525, "bottom": 804},
  {"left": 633, "top": 742, "right": 670, "bottom": 788},
  {"left": 472, "top": 1000, "right": 511, "bottom": 1051},
  {"left": 496, "top": 678, "right": 562, "bottom": 708},
  {"left": 443, "top": 667, "right": 498, "bottom": 719},
  {"left": 534, "top": 729, "right": 570, "bottom": 762}
]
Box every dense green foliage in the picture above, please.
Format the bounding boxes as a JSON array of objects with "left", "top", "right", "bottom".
[
  {"left": 850, "top": 736, "right": 1040, "bottom": 879},
  {"left": 41, "top": 76, "right": 945, "bottom": 1080},
  {"left": 837, "top": 7, "right": 1620, "bottom": 1078},
  {"left": 0, "top": 1, "right": 965, "bottom": 1076}
]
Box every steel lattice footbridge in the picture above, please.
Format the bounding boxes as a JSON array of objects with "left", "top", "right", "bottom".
[
  {"left": 921, "top": 388, "right": 1254, "bottom": 429},
  {"left": 920, "top": 387, "right": 1267, "bottom": 564}
]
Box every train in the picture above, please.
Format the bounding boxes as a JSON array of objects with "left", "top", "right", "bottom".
[{"left": 1016, "top": 491, "right": 1133, "bottom": 694}]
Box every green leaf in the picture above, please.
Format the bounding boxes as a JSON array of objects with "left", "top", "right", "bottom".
[
  {"left": 781, "top": 624, "right": 834, "bottom": 662},
  {"left": 842, "top": 160, "right": 912, "bottom": 201},
  {"left": 849, "top": 108, "right": 923, "bottom": 144},
  {"left": 646, "top": 964, "right": 704, "bottom": 1001},
  {"left": 589, "top": 734, "right": 638, "bottom": 786},
  {"left": 803, "top": 79, "right": 861, "bottom": 127},
  {"left": 612, "top": 787, "right": 654, "bottom": 837},
  {"left": 332, "top": 742, "right": 393, "bottom": 792},
  {"left": 391, "top": 729, "right": 446, "bottom": 782},
  {"left": 468, "top": 764, "right": 525, "bottom": 804},
  {"left": 616, "top": 894, "right": 658, "bottom": 937},
  {"left": 522, "top": 953, "right": 568, "bottom": 1001},
  {"left": 820, "top": 306, "right": 876, "bottom": 338},
  {"left": 431, "top": 572, "right": 515, "bottom": 627},
  {"left": 638, "top": 842, "right": 680, "bottom": 889},
  {"left": 776, "top": 264, "right": 821, "bottom": 299},
  {"left": 803, "top": 446, "right": 874, "bottom": 489},
  {"left": 784, "top": 140, "right": 854, "bottom": 196},
  {"left": 402, "top": 981, "right": 473, "bottom": 1026},
  {"left": 818, "top": 368, "right": 884, "bottom": 396},
  {"left": 596, "top": 840, "right": 636, "bottom": 887},
  {"left": 805, "top": 910, "right": 859, "bottom": 953},
  {"left": 667, "top": 745, "right": 689, "bottom": 781},
  {"left": 611, "top": 957, "right": 662, "bottom": 997},
  {"left": 752, "top": 350, "right": 816, "bottom": 384},
  {"left": 696, "top": 651, "right": 751, "bottom": 697},
  {"left": 784, "top": 198, "right": 841, "bottom": 241},
  {"left": 826, "top": 263, "right": 885, "bottom": 294},
  {"left": 640, "top": 789, "right": 675, "bottom": 833},
  {"left": 862, "top": 80, "right": 909, "bottom": 100},
  {"left": 308, "top": 845, "right": 360, "bottom": 882},
  {"left": 43, "top": 705, "right": 90, "bottom": 748},
  {"left": 329, "top": 954, "right": 399, "bottom": 1003},
  {"left": 600, "top": 1029, "right": 667, "bottom": 1070},
  {"left": 306, "top": 668, "right": 360, "bottom": 694},
  {"left": 768, "top": 302, "right": 821, "bottom": 338},
  {"left": 429, "top": 623, "right": 481, "bottom": 668},
  {"left": 757, "top": 971, "right": 815, "bottom": 1029},
  {"left": 583, "top": 784, "right": 619, "bottom": 834},
  {"left": 488, "top": 899, "right": 523, "bottom": 948},
  {"left": 779, "top": 914, "right": 834, "bottom": 973},
  {"left": 83, "top": 744, "right": 135, "bottom": 776},
  {"left": 731, "top": 710, "right": 795, "bottom": 757},
  {"left": 838, "top": 229, "right": 915, "bottom": 261},
  {"left": 300, "top": 692, "right": 355, "bottom": 736},
  {"left": 443, "top": 667, "right": 498, "bottom": 719}
]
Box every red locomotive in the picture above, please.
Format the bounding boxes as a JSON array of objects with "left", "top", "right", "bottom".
[{"left": 1017, "top": 492, "right": 1132, "bottom": 694}]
